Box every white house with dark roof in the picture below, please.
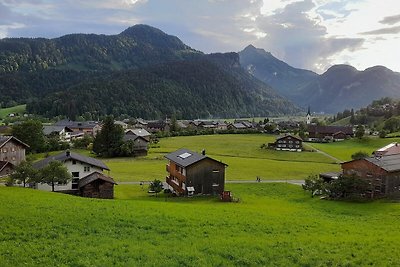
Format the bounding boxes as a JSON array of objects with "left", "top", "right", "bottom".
[{"left": 33, "top": 151, "right": 115, "bottom": 195}]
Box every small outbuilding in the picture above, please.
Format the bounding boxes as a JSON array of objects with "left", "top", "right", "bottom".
[{"left": 79, "top": 171, "right": 117, "bottom": 199}]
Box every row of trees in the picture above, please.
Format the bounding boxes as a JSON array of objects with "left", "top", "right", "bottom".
[{"left": 9, "top": 161, "right": 71, "bottom": 192}]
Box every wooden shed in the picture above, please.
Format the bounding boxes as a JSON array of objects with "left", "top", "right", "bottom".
[{"left": 78, "top": 172, "right": 117, "bottom": 199}]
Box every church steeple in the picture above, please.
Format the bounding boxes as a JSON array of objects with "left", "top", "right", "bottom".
[{"left": 306, "top": 106, "right": 311, "bottom": 125}]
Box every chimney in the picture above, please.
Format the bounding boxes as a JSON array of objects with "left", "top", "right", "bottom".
[
  {"left": 201, "top": 149, "right": 206, "bottom": 155},
  {"left": 66, "top": 150, "right": 71, "bottom": 157}
]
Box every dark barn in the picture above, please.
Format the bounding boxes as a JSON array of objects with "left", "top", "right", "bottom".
[
  {"left": 165, "top": 148, "right": 227, "bottom": 196},
  {"left": 79, "top": 172, "right": 117, "bottom": 199}
]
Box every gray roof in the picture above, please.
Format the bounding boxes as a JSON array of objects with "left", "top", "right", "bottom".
[
  {"left": 79, "top": 171, "right": 116, "bottom": 188},
  {"left": 126, "top": 128, "right": 151, "bottom": 137},
  {"left": 0, "top": 136, "right": 29, "bottom": 148},
  {"left": 33, "top": 151, "right": 109, "bottom": 171},
  {"left": 43, "top": 126, "right": 73, "bottom": 135},
  {"left": 365, "top": 154, "right": 400, "bottom": 172},
  {"left": 164, "top": 148, "right": 227, "bottom": 168},
  {"left": 276, "top": 134, "right": 302, "bottom": 141},
  {"left": 54, "top": 120, "right": 100, "bottom": 129}
]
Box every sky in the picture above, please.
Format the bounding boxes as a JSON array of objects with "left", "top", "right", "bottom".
[{"left": 0, "top": 0, "right": 399, "bottom": 73}]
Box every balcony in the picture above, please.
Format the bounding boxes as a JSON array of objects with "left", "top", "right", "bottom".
[
  {"left": 166, "top": 176, "right": 185, "bottom": 194},
  {"left": 165, "top": 165, "right": 186, "bottom": 181}
]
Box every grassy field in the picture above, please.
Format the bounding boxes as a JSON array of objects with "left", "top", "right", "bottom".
[
  {"left": 102, "top": 134, "right": 339, "bottom": 182},
  {"left": 0, "top": 104, "right": 26, "bottom": 119},
  {"left": 1, "top": 184, "right": 400, "bottom": 266},
  {"left": 308, "top": 137, "right": 400, "bottom": 161}
]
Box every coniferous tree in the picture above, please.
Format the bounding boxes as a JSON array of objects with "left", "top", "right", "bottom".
[{"left": 93, "top": 116, "right": 124, "bottom": 157}]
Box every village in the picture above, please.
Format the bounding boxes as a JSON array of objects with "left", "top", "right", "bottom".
[{"left": 2, "top": 110, "right": 400, "bottom": 202}]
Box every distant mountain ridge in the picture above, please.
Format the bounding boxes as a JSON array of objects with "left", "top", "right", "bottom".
[
  {"left": 239, "top": 45, "right": 400, "bottom": 113},
  {"left": 239, "top": 45, "right": 317, "bottom": 99},
  {"left": 0, "top": 25, "right": 299, "bottom": 119}
]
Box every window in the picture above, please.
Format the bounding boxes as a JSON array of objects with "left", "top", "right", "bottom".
[
  {"left": 72, "top": 160, "right": 77, "bottom": 165},
  {"left": 84, "top": 166, "right": 90, "bottom": 172},
  {"left": 11, "top": 147, "right": 15, "bottom": 152},
  {"left": 11, "top": 156, "right": 16, "bottom": 161},
  {"left": 2, "top": 148, "right": 7, "bottom": 153},
  {"left": 71, "top": 178, "right": 79, "bottom": 189},
  {"left": 72, "top": 172, "right": 79, "bottom": 178}
]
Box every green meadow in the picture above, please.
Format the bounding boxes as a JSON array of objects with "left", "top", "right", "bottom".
[
  {"left": 0, "top": 104, "right": 26, "bottom": 119},
  {"left": 103, "top": 134, "right": 340, "bottom": 182},
  {"left": 308, "top": 137, "right": 400, "bottom": 161},
  {"left": 1, "top": 184, "right": 400, "bottom": 266}
]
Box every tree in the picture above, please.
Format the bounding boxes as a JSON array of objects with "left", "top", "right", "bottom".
[
  {"left": 302, "top": 174, "right": 325, "bottom": 197},
  {"left": 38, "top": 161, "right": 72, "bottom": 192},
  {"left": 93, "top": 116, "right": 124, "bottom": 157},
  {"left": 384, "top": 117, "right": 400, "bottom": 133},
  {"left": 149, "top": 179, "right": 163, "bottom": 196},
  {"left": 351, "top": 151, "right": 369, "bottom": 160},
  {"left": 326, "top": 175, "right": 370, "bottom": 200},
  {"left": 9, "top": 161, "right": 38, "bottom": 187},
  {"left": 12, "top": 119, "right": 46, "bottom": 153},
  {"left": 169, "top": 114, "right": 179, "bottom": 132},
  {"left": 355, "top": 125, "right": 365, "bottom": 139}
]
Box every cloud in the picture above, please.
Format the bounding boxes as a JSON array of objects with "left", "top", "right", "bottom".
[
  {"left": 360, "top": 25, "right": 400, "bottom": 35},
  {"left": 379, "top": 14, "right": 400, "bottom": 25}
]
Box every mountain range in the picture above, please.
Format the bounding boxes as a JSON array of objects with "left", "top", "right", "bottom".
[
  {"left": 0, "top": 25, "right": 299, "bottom": 119},
  {"left": 239, "top": 45, "right": 400, "bottom": 113}
]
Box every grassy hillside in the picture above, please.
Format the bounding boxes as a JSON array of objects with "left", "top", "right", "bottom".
[
  {"left": 0, "top": 104, "right": 26, "bottom": 119},
  {"left": 103, "top": 134, "right": 339, "bottom": 182},
  {"left": 308, "top": 137, "right": 400, "bottom": 161},
  {"left": 1, "top": 184, "right": 400, "bottom": 266}
]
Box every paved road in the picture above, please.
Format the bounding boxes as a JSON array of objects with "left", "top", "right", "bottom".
[{"left": 117, "top": 179, "right": 305, "bottom": 186}]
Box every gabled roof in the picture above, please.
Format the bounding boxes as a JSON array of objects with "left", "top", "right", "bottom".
[
  {"left": 33, "top": 151, "right": 109, "bottom": 171},
  {"left": 123, "top": 134, "right": 148, "bottom": 142},
  {"left": 79, "top": 171, "right": 117, "bottom": 188},
  {"left": 125, "top": 128, "right": 151, "bottom": 137},
  {"left": 54, "top": 120, "right": 100, "bottom": 129},
  {"left": 373, "top": 142, "right": 400, "bottom": 156},
  {"left": 365, "top": 154, "right": 400, "bottom": 172},
  {"left": 0, "top": 136, "right": 29, "bottom": 149},
  {"left": 276, "top": 134, "right": 302, "bottom": 141},
  {"left": 0, "top": 161, "right": 14, "bottom": 173},
  {"left": 43, "top": 125, "right": 73, "bottom": 135},
  {"left": 308, "top": 125, "right": 353, "bottom": 135},
  {"left": 165, "top": 148, "right": 227, "bottom": 168}
]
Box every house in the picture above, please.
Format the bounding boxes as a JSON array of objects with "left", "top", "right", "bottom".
[
  {"left": 146, "top": 120, "right": 170, "bottom": 133},
  {"left": 307, "top": 125, "right": 353, "bottom": 142},
  {"left": 43, "top": 125, "right": 74, "bottom": 142},
  {"left": 165, "top": 148, "right": 227, "bottom": 196},
  {"left": 33, "top": 151, "right": 116, "bottom": 198},
  {"left": 227, "top": 122, "right": 248, "bottom": 130},
  {"left": 341, "top": 154, "right": 400, "bottom": 198},
  {"left": 0, "top": 136, "right": 29, "bottom": 177},
  {"left": 123, "top": 129, "right": 151, "bottom": 156},
  {"left": 54, "top": 120, "right": 102, "bottom": 136},
  {"left": 269, "top": 134, "right": 302, "bottom": 152},
  {"left": 373, "top": 143, "right": 400, "bottom": 157},
  {"left": 114, "top": 121, "right": 128, "bottom": 130}
]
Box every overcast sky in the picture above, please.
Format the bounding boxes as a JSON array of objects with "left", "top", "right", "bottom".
[{"left": 1, "top": 0, "right": 399, "bottom": 73}]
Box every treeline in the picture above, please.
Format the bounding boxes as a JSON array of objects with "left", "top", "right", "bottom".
[{"left": 26, "top": 57, "right": 298, "bottom": 120}]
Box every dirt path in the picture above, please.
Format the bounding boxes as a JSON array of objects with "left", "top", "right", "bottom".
[{"left": 304, "top": 143, "right": 343, "bottom": 164}]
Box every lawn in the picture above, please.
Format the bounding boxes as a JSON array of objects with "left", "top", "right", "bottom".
[
  {"left": 0, "top": 104, "right": 26, "bottom": 119},
  {"left": 1, "top": 184, "right": 400, "bottom": 266},
  {"left": 102, "top": 134, "right": 339, "bottom": 182},
  {"left": 308, "top": 137, "right": 400, "bottom": 161}
]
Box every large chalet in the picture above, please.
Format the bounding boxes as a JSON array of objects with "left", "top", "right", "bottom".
[
  {"left": 165, "top": 148, "right": 227, "bottom": 196},
  {"left": 308, "top": 125, "right": 353, "bottom": 142},
  {"left": 0, "top": 136, "right": 29, "bottom": 177}
]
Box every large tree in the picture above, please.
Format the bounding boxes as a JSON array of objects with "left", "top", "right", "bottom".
[
  {"left": 9, "top": 161, "right": 38, "bottom": 187},
  {"left": 39, "top": 161, "right": 72, "bottom": 192},
  {"left": 12, "top": 119, "right": 46, "bottom": 153},
  {"left": 93, "top": 116, "right": 124, "bottom": 157}
]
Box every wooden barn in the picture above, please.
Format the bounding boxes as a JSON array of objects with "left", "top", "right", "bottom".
[
  {"left": 165, "top": 148, "right": 227, "bottom": 196},
  {"left": 307, "top": 125, "right": 353, "bottom": 142},
  {"left": 341, "top": 154, "right": 400, "bottom": 198},
  {"left": 79, "top": 172, "right": 117, "bottom": 199},
  {"left": 0, "top": 136, "right": 29, "bottom": 177}
]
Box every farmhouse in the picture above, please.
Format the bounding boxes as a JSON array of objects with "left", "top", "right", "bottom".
[
  {"left": 269, "top": 134, "right": 303, "bottom": 152},
  {"left": 123, "top": 128, "right": 151, "bottom": 156},
  {"left": 165, "top": 148, "right": 227, "bottom": 196},
  {"left": 341, "top": 154, "right": 400, "bottom": 198},
  {"left": 307, "top": 125, "right": 353, "bottom": 142},
  {"left": 373, "top": 142, "right": 400, "bottom": 157},
  {"left": 54, "top": 120, "right": 102, "bottom": 137},
  {"left": 33, "top": 151, "right": 116, "bottom": 198},
  {"left": 43, "top": 125, "right": 74, "bottom": 142},
  {"left": 0, "top": 136, "right": 29, "bottom": 177}
]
